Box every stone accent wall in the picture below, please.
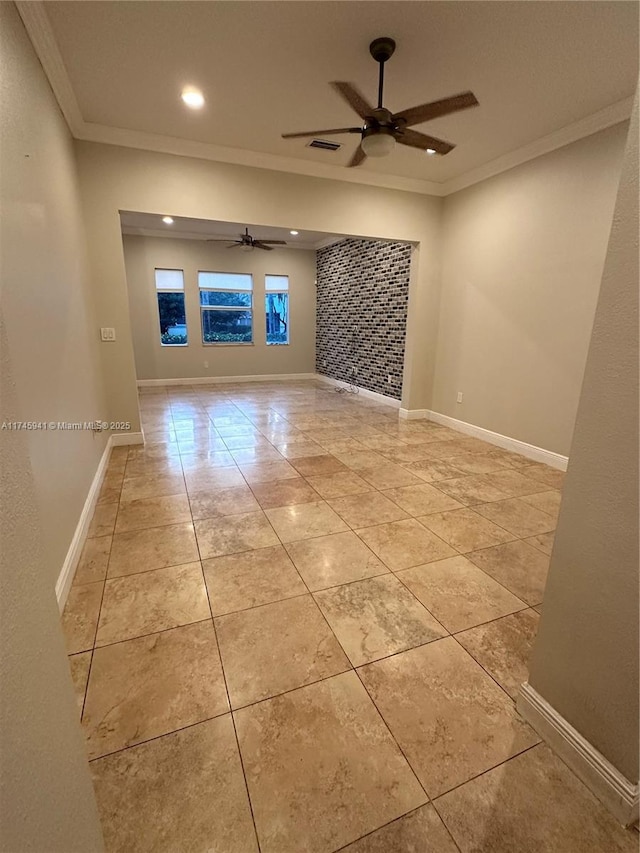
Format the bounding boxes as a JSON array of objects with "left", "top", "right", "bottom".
[{"left": 316, "top": 238, "right": 412, "bottom": 400}]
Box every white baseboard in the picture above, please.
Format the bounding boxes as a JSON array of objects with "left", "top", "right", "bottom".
[
  {"left": 137, "top": 373, "right": 316, "bottom": 387},
  {"left": 111, "top": 431, "right": 144, "bottom": 446},
  {"left": 314, "top": 374, "right": 401, "bottom": 409},
  {"left": 518, "top": 683, "right": 639, "bottom": 826},
  {"left": 55, "top": 432, "right": 143, "bottom": 612},
  {"left": 420, "top": 410, "right": 568, "bottom": 471},
  {"left": 399, "top": 408, "right": 430, "bottom": 420}
]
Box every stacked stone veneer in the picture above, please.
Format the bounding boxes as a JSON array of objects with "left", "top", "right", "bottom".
[{"left": 315, "top": 238, "right": 412, "bottom": 400}]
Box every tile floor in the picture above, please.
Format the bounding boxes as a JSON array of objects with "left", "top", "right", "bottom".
[{"left": 63, "top": 380, "right": 636, "bottom": 852}]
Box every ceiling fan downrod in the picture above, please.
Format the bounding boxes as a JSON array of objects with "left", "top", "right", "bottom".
[{"left": 369, "top": 37, "right": 396, "bottom": 109}]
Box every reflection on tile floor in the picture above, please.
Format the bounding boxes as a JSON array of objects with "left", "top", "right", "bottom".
[{"left": 63, "top": 380, "right": 635, "bottom": 852}]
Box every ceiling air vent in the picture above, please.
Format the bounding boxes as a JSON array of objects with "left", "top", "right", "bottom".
[{"left": 307, "top": 139, "right": 342, "bottom": 152}]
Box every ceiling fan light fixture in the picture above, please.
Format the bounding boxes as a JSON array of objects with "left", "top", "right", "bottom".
[
  {"left": 361, "top": 130, "right": 396, "bottom": 158},
  {"left": 240, "top": 243, "right": 253, "bottom": 252}
]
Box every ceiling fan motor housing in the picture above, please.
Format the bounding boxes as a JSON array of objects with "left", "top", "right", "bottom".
[
  {"left": 369, "top": 37, "right": 396, "bottom": 63},
  {"left": 366, "top": 107, "right": 395, "bottom": 129}
]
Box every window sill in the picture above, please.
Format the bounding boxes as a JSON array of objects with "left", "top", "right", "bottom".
[{"left": 202, "top": 342, "right": 255, "bottom": 347}]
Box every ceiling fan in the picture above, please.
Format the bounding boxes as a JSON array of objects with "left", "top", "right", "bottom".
[
  {"left": 206, "top": 227, "right": 286, "bottom": 251},
  {"left": 282, "top": 37, "right": 479, "bottom": 167}
]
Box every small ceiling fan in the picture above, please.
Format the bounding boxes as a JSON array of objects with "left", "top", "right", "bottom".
[
  {"left": 282, "top": 37, "right": 479, "bottom": 167},
  {"left": 206, "top": 227, "right": 286, "bottom": 251}
]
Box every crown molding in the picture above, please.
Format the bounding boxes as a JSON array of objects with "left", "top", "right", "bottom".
[
  {"left": 78, "top": 121, "right": 444, "bottom": 195},
  {"left": 16, "top": 0, "right": 84, "bottom": 134},
  {"left": 18, "top": 0, "right": 635, "bottom": 199},
  {"left": 440, "top": 96, "right": 633, "bottom": 195}
]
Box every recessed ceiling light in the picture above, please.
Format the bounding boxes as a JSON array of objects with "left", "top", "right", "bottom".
[
  {"left": 162, "top": 216, "right": 174, "bottom": 224},
  {"left": 426, "top": 148, "right": 437, "bottom": 156},
  {"left": 290, "top": 230, "right": 299, "bottom": 235},
  {"left": 181, "top": 87, "right": 205, "bottom": 109}
]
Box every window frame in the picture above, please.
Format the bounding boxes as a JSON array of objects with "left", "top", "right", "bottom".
[
  {"left": 265, "top": 274, "right": 290, "bottom": 346},
  {"left": 154, "top": 267, "right": 188, "bottom": 348},
  {"left": 198, "top": 271, "right": 254, "bottom": 346}
]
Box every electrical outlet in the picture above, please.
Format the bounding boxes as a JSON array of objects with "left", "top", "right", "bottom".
[
  {"left": 322, "top": 359, "right": 326, "bottom": 367},
  {"left": 203, "top": 360, "right": 209, "bottom": 368},
  {"left": 387, "top": 374, "right": 393, "bottom": 384},
  {"left": 457, "top": 392, "right": 463, "bottom": 403},
  {"left": 100, "top": 327, "right": 116, "bottom": 342}
]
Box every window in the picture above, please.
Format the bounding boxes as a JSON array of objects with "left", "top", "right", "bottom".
[
  {"left": 155, "top": 268, "right": 187, "bottom": 346},
  {"left": 198, "top": 272, "right": 253, "bottom": 344},
  {"left": 265, "top": 275, "right": 289, "bottom": 345}
]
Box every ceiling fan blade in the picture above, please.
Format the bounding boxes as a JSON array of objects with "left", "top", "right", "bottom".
[
  {"left": 331, "top": 82, "right": 374, "bottom": 119},
  {"left": 257, "top": 240, "right": 287, "bottom": 245},
  {"left": 395, "top": 128, "right": 455, "bottom": 155},
  {"left": 226, "top": 243, "right": 243, "bottom": 248},
  {"left": 207, "top": 238, "right": 240, "bottom": 243},
  {"left": 393, "top": 91, "right": 479, "bottom": 128},
  {"left": 282, "top": 127, "right": 361, "bottom": 139},
  {"left": 253, "top": 242, "right": 274, "bottom": 251},
  {"left": 347, "top": 146, "right": 367, "bottom": 168}
]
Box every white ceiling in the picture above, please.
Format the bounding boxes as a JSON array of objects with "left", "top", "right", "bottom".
[
  {"left": 21, "top": 1, "right": 639, "bottom": 193},
  {"left": 119, "top": 212, "right": 344, "bottom": 250}
]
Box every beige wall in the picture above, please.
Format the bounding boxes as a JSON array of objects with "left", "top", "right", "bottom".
[
  {"left": 528, "top": 94, "right": 639, "bottom": 783},
  {"left": 122, "top": 235, "right": 316, "bottom": 380},
  {"left": 0, "top": 325, "right": 105, "bottom": 852},
  {"left": 1, "top": 5, "right": 110, "bottom": 589},
  {"left": 0, "top": 3, "right": 105, "bottom": 848},
  {"left": 74, "top": 141, "right": 444, "bottom": 427},
  {"left": 433, "top": 123, "right": 628, "bottom": 455}
]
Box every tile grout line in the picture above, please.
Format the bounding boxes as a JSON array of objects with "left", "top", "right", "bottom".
[
  {"left": 222, "top": 480, "right": 361, "bottom": 687},
  {"left": 270, "top": 520, "right": 361, "bottom": 680},
  {"left": 186, "top": 436, "right": 264, "bottom": 853},
  {"left": 79, "top": 450, "right": 122, "bottom": 723},
  {"left": 430, "top": 740, "right": 542, "bottom": 804},
  {"left": 448, "top": 622, "right": 538, "bottom": 707},
  {"left": 390, "top": 547, "right": 531, "bottom": 616},
  {"left": 352, "top": 664, "right": 431, "bottom": 804},
  {"left": 332, "top": 801, "right": 465, "bottom": 853},
  {"left": 428, "top": 797, "right": 467, "bottom": 853},
  {"left": 87, "top": 616, "right": 213, "bottom": 653},
  {"left": 201, "top": 482, "right": 365, "bottom": 731},
  {"left": 87, "top": 711, "right": 230, "bottom": 764},
  {"left": 331, "top": 802, "right": 464, "bottom": 853}
]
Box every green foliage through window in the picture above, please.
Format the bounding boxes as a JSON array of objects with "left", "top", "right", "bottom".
[
  {"left": 157, "top": 292, "right": 187, "bottom": 346},
  {"left": 198, "top": 272, "right": 254, "bottom": 345},
  {"left": 266, "top": 292, "right": 288, "bottom": 345}
]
